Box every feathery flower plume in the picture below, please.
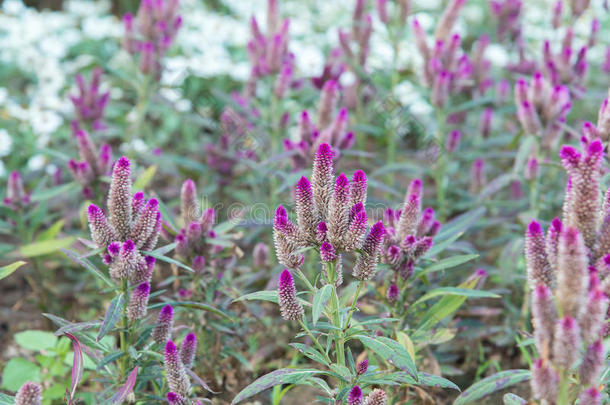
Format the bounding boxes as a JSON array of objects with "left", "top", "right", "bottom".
[
  {"left": 70, "top": 68, "right": 109, "bottom": 129},
  {"left": 295, "top": 176, "right": 317, "bottom": 244},
  {"left": 353, "top": 222, "right": 385, "bottom": 280},
  {"left": 357, "top": 359, "right": 368, "bottom": 375},
  {"left": 328, "top": 173, "right": 351, "bottom": 249},
  {"left": 166, "top": 392, "right": 187, "bottom": 405},
  {"left": 531, "top": 284, "right": 557, "bottom": 354},
  {"left": 320, "top": 242, "right": 337, "bottom": 263},
  {"left": 14, "top": 382, "right": 42, "bottom": 405},
  {"left": 531, "top": 358, "right": 558, "bottom": 402},
  {"left": 350, "top": 170, "right": 367, "bottom": 207},
  {"left": 253, "top": 243, "right": 270, "bottom": 267},
  {"left": 164, "top": 340, "right": 191, "bottom": 397},
  {"left": 153, "top": 305, "right": 174, "bottom": 345},
  {"left": 556, "top": 227, "right": 588, "bottom": 317},
  {"left": 470, "top": 158, "right": 486, "bottom": 193},
  {"left": 108, "top": 157, "right": 132, "bottom": 240},
  {"left": 348, "top": 386, "right": 364, "bottom": 405},
  {"left": 446, "top": 129, "right": 461, "bottom": 152},
  {"left": 579, "top": 340, "right": 604, "bottom": 387},
  {"left": 278, "top": 269, "right": 304, "bottom": 321},
  {"left": 434, "top": 0, "right": 466, "bottom": 41},
  {"left": 364, "top": 388, "right": 388, "bottom": 405},
  {"left": 311, "top": 143, "right": 335, "bottom": 221},
  {"left": 180, "top": 179, "right": 197, "bottom": 225},
  {"left": 578, "top": 387, "right": 601, "bottom": 405},
  {"left": 579, "top": 288, "right": 608, "bottom": 344},
  {"left": 525, "top": 221, "right": 553, "bottom": 288},
  {"left": 552, "top": 316, "right": 581, "bottom": 369},
  {"left": 127, "top": 282, "right": 150, "bottom": 321},
  {"left": 387, "top": 283, "right": 399, "bottom": 302},
  {"left": 179, "top": 332, "right": 197, "bottom": 369}
]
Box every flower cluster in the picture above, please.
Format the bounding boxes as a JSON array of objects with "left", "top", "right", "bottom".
[
  {"left": 274, "top": 143, "right": 384, "bottom": 284},
  {"left": 381, "top": 179, "right": 440, "bottom": 284},
  {"left": 174, "top": 178, "right": 220, "bottom": 275},
  {"left": 164, "top": 335, "right": 198, "bottom": 400},
  {"left": 246, "top": 0, "right": 294, "bottom": 94},
  {"left": 348, "top": 386, "right": 388, "bottom": 405},
  {"left": 3, "top": 171, "right": 30, "bottom": 211},
  {"left": 412, "top": 0, "right": 491, "bottom": 105},
  {"left": 14, "top": 381, "right": 42, "bottom": 405},
  {"left": 489, "top": 0, "right": 522, "bottom": 42},
  {"left": 541, "top": 29, "right": 588, "bottom": 94},
  {"left": 123, "top": 0, "right": 182, "bottom": 79},
  {"left": 67, "top": 128, "right": 113, "bottom": 199},
  {"left": 69, "top": 68, "right": 109, "bottom": 131},
  {"left": 514, "top": 72, "right": 571, "bottom": 150},
  {"left": 582, "top": 91, "right": 610, "bottom": 144},
  {"left": 284, "top": 81, "right": 354, "bottom": 170},
  {"left": 338, "top": 0, "right": 373, "bottom": 71},
  {"left": 87, "top": 157, "right": 161, "bottom": 286},
  {"left": 524, "top": 135, "right": 609, "bottom": 403}
]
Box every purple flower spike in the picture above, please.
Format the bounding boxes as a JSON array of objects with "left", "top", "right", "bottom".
[
  {"left": 328, "top": 173, "right": 351, "bottom": 250},
  {"left": 580, "top": 288, "right": 608, "bottom": 345},
  {"left": 166, "top": 392, "right": 186, "bottom": 405},
  {"left": 164, "top": 340, "right": 191, "bottom": 396},
  {"left": 531, "top": 284, "right": 557, "bottom": 354},
  {"left": 446, "top": 129, "right": 461, "bottom": 152},
  {"left": 553, "top": 316, "right": 581, "bottom": 369},
  {"left": 127, "top": 282, "right": 150, "bottom": 321},
  {"left": 578, "top": 387, "right": 601, "bottom": 405},
  {"left": 179, "top": 332, "right": 197, "bottom": 369},
  {"left": 108, "top": 157, "right": 132, "bottom": 240},
  {"left": 88, "top": 204, "right": 116, "bottom": 248},
  {"left": 525, "top": 220, "right": 552, "bottom": 289},
  {"left": 579, "top": 340, "right": 605, "bottom": 387},
  {"left": 350, "top": 169, "right": 367, "bottom": 207},
  {"left": 557, "top": 227, "right": 588, "bottom": 317},
  {"left": 387, "top": 283, "right": 399, "bottom": 302},
  {"left": 312, "top": 143, "right": 335, "bottom": 221},
  {"left": 295, "top": 176, "right": 316, "bottom": 243},
  {"left": 316, "top": 221, "right": 328, "bottom": 244},
  {"left": 353, "top": 222, "right": 385, "bottom": 281},
  {"left": 348, "top": 385, "right": 363, "bottom": 405},
  {"left": 357, "top": 359, "right": 368, "bottom": 375},
  {"left": 15, "top": 381, "right": 42, "bottom": 405},
  {"left": 278, "top": 269, "right": 304, "bottom": 321},
  {"left": 153, "top": 305, "right": 174, "bottom": 345},
  {"left": 365, "top": 388, "right": 388, "bottom": 405},
  {"left": 180, "top": 179, "right": 197, "bottom": 224},
  {"left": 320, "top": 242, "right": 337, "bottom": 262},
  {"left": 531, "top": 358, "right": 558, "bottom": 402}
]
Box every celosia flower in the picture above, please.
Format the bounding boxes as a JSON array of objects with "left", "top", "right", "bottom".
[
  {"left": 350, "top": 170, "right": 367, "bottom": 207},
  {"left": 278, "top": 269, "right": 304, "bottom": 321},
  {"left": 556, "top": 228, "right": 588, "bottom": 317},
  {"left": 320, "top": 242, "right": 337, "bottom": 263},
  {"left": 70, "top": 68, "right": 109, "bottom": 129},
  {"left": 531, "top": 284, "right": 557, "bottom": 354},
  {"left": 166, "top": 392, "right": 187, "bottom": 405},
  {"left": 108, "top": 157, "right": 133, "bottom": 240},
  {"left": 489, "top": 0, "right": 522, "bottom": 41},
  {"left": 127, "top": 282, "right": 150, "bottom": 321},
  {"left": 365, "top": 388, "right": 387, "bottom": 405},
  {"left": 552, "top": 316, "right": 581, "bottom": 369},
  {"left": 179, "top": 332, "right": 197, "bottom": 369},
  {"left": 470, "top": 158, "right": 486, "bottom": 193},
  {"left": 153, "top": 305, "right": 174, "bottom": 345},
  {"left": 579, "top": 288, "right": 608, "bottom": 345},
  {"left": 348, "top": 385, "right": 363, "bottom": 405},
  {"left": 180, "top": 179, "right": 197, "bottom": 226},
  {"left": 328, "top": 173, "right": 351, "bottom": 250},
  {"left": 446, "top": 129, "right": 461, "bottom": 153},
  {"left": 164, "top": 340, "right": 191, "bottom": 397},
  {"left": 88, "top": 204, "right": 116, "bottom": 248},
  {"left": 295, "top": 176, "right": 317, "bottom": 244},
  {"left": 479, "top": 108, "right": 493, "bottom": 138},
  {"left": 578, "top": 387, "right": 601, "bottom": 405},
  {"left": 387, "top": 283, "right": 399, "bottom": 302},
  {"left": 353, "top": 221, "right": 385, "bottom": 280},
  {"left": 531, "top": 358, "right": 558, "bottom": 402},
  {"left": 356, "top": 359, "right": 368, "bottom": 375},
  {"left": 14, "top": 382, "right": 42, "bottom": 405},
  {"left": 4, "top": 171, "right": 30, "bottom": 210},
  {"left": 525, "top": 221, "right": 553, "bottom": 288},
  {"left": 311, "top": 143, "right": 335, "bottom": 221},
  {"left": 253, "top": 243, "right": 270, "bottom": 267},
  {"left": 579, "top": 340, "right": 604, "bottom": 387}
]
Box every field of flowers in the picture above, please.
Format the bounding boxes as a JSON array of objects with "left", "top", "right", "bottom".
[{"left": 1, "top": 0, "right": 610, "bottom": 403}]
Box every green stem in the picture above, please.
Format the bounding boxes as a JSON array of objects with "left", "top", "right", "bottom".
[
  {"left": 325, "top": 263, "right": 345, "bottom": 371},
  {"left": 557, "top": 369, "right": 570, "bottom": 405},
  {"left": 344, "top": 281, "right": 364, "bottom": 329},
  {"left": 119, "top": 279, "right": 129, "bottom": 379},
  {"left": 299, "top": 320, "right": 332, "bottom": 364}
]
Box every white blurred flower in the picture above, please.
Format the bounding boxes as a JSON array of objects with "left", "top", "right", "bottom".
[
  {"left": 0, "top": 130, "right": 13, "bottom": 157},
  {"left": 28, "top": 154, "right": 46, "bottom": 171}
]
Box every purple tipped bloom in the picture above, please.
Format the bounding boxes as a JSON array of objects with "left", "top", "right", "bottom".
[
  {"left": 179, "top": 332, "right": 197, "bottom": 369},
  {"left": 552, "top": 316, "right": 581, "bottom": 369},
  {"left": 164, "top": 340, "right": 191, "bottom": 396},
  {"left": 557, "top": 227, "right": 588, "bottom": 317},
  {"left": 278, "top": 269, "right": 304, "bottom": 321},
  {"left": 531, "top": 358, "right": 558, "bottom": 402},
  {"left": 166, "top": 392, "right": 186, "bottom": 405},
  {"left": 153, "top": 305, "right": 174, "bottom": 345},
  {"left": 580, "top": 288, "right": 608, "bottom": 345},
  {"left": 320, "top": 242, "right": 337, "bottom": 262},
  {"left": 14, "top": 381, "right": 42, "bottom": 405},
  {"left": 353, "top": 221, "right": 385, "bottom": 281},
  {"left": 348, "top": 385, "right": 363, "bottom": 405},
  {"left": 350, "top": 169, "right": 367, "bottom": 207},
  {"left": 328, "top": 173, "right": 351, "bottom": 250},
  {"left": 357, "top": 359, "right": 368, "bottom": 375},
  {"left": 295, "top": 176, "right": 316, "bottom": 243},
  {"left": 108, "top": 157, "right": 132, "bottom": 240},
  {"left": 387, "top": 283, "right": 399, "bottom": 302},
  {"left": 531, "top": 284, "right": 557, "bottom": 353},
  {"left": 578, "top": 387, "right": 601, "bottom": 405},
  {"left": 127, "top": 282, "right": 150, "bottom": 321},
  {"left": 365, "top": 388, "right": 388, "bottom": 405},
  {"left": 180, "top": 179, "right": 197, "bottom": 225},
  {"left": 88, "top": 204, "right": 116, "bottom": 248},
  {"left": 579, "top": 340, "right": 605, "bottom": 387},
  {"left": 446, "top": 129, "right": 461, "bottom": 152},
  {"left": 525, "top": 220, "right": 553, "bottom": 289}
]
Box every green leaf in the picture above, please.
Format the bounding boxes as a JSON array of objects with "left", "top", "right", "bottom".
[
  {"left": 35, "top": 219, "right": 65, "bottom": 241},
  {"left": 149, "top": 301, "right": 233, "bottom": 321},
  {"left": 503, "top": 393, "right": 528, "bottom": 405},
  {"left": 61, "top": 249, "right": 114, "bottom": 288},
  {"left": 453, "top": 370, "right": 531, "bottom": 405},
  {"left": 387, "top": 371, "right": 460, "bottom": 391},
  {"left": 232, "top": 369, "right": 320, "bottom": 404},
  {"left": 97, "top": 294, "right": 125, "bottom": 342},
  {"left": 0, "top": 393, "right": 15, "bottom": 405},
  {"left": 145, "top": 251, "right": 193, "bottom": 272},
  {"left": 20, "top": 237, "right": 76, "bottom": 258},
  {"left": 1, "top": 358, "right": 41, "bottom": 390},
  {"left": 416, "top": 254, "right": 479, "bottom": 278},
  {"left": 290, "top": 343, "right": 329, "bottom": 366},
  {"left": 0, "top": 261, "right": 26, "bottom": 281},
  {"left": 234, "top": 290, "right": 279, "bottom": 304},
  {"left": 416, "top": 278, "right": 481, "bottom": 332},
  {"left": 434, "top": 207, "right": 486, "bottom": 242},
  {"left": 14, "top": 330, "right": 58, "bottom": 351},
  {"left": 133, "top": 165, "right": 157, "bottom": 191},
  {"left": 30, "top": 181, "right": 79, "bottom": 202},
  {"left": 355, "top": 335, "right": 417, "bottom": 379},
  {"left": 411, "top": 287, "right": 500, "bottom": 308},
  {"left": 312, "top": 285, "right": 332, "bottom": 326}
]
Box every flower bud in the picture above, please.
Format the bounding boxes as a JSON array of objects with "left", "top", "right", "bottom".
[
  {"left": 152, "top": 305, "right": 174, "bottom": 345},
  {"left": 179, "top": 332, "right": 197, "bottom": 369},
  {"left": 278, "top": 269, "right": 304, "bottom": 321}
]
